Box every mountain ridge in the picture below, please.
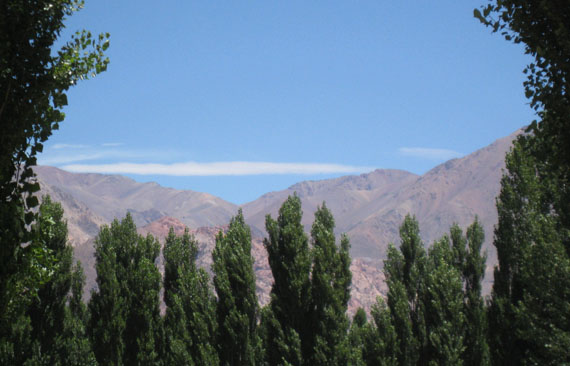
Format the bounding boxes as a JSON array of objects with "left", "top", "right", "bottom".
[{"left": 33, "top": 129, "right": 520, "bottom": 310}]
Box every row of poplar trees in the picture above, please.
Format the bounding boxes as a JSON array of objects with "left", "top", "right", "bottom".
[
  {"left": 2, "top": 193, "right": 355, "bottom": 365},
  {"left": 3, "top": 191, "right": 494, "bottom": 366}
]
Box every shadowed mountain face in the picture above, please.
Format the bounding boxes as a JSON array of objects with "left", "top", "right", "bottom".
[
  {"left": 243, "top": 132, "right": 516, "bottom": 262},
  {"left": 34, "top": 165, "right": 238, "bottom": 229},
  {"left": 33, "top": 130, "right": 518, "bottom": 309}
]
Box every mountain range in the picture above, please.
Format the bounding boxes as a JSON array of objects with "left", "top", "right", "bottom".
[{"left": 33, "top": 129, "right": 519, "bottom": 313}]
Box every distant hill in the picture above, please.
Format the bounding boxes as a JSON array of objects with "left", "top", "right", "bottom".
[
  {"left": 33, "top": 129, "right": 518, "bottom": 309},
  {"left": 34, "top": 165, "right": 238, "bottom": 231},
  {"left": 243, "top": 132, "right": 518, "bottom": 284}
]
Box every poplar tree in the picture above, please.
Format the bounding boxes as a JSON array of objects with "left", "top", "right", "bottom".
[
  {"left": 361, "top": 298, "right": 398, "bottom": 366},
  {"left": 348, "top": 308, "right": 368, "bottom": 366},
  {"left": 26, "top": 196, "right": 73, "bottom": 364},
  {"left": 58, "top": 262, "right": 96, "bottom": 365},
  {"left": 422, "top": 236, "right": 465, "bottom": 366},
  {"left": 0, "top": 3, "right": 109, "bottom": 350},
  {"left": 163, "top": 227, "right": 218, "bottom": 366},
  {"left": 476, "top": 2, "right": 570, "bottom": 364},
  {"left": 88, "top": 214, "right": 162, "bottom": 366},
  {"left": 383, "top": 215, "right": 425, "bottom": 366},
  {"left": 487, "top": 142, "right": 569, "bottom": 364},
  {"left": 308, "top": 204, "right": 352, "bottom": 366},
  {"left": 462, "top": 221, "right": 490, "bottom": 366},
  {"left": 213, "top": 210, "right": 259, "bottom": 366},
  {"left": 263, "top": 194, "right": 311, "bottom": 366}
]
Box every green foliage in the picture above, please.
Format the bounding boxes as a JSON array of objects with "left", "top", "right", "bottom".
[
  {"left": 163, "top": 227, "right": 218, "bottom": 366},
  {"left": 462, "top": 221, "right": 490, "bottom": 366},
  {"left": 383, "top": 215, "right": 426, "bottom": 366},
  {"left": 308, "top": 203, "right": 352, "bottom": 366},
  {"left": 347, "top": 309, "right": 367, "bottom": 366},
  {"left": 476, "top": 2, "right": 570, "bottom": 364},
  {"left": 364, "top": 298, "right": 398, "bottom": 366},
  {"left": 163, "top": 227, "right": 198, "bottom": 308},
  {"left": 488, "top": 141, "right": 570, "bottom": 365},
  {"left": 0, "top": 1, "right": 108, "bottom": 361},
  {"left": 423, "top": 237, "right": 465, "bottom": 366},
  {"left": 27, "top": 196, "right": 74, "bottom": 364},
  {"left": 88, "top": 214, "right": 162, "bottom": 366},
  {"left": 57, "top": 262, "right": 97, "bottom": 366},
  {"left": 0, "top": 0, "right": 110, "bottom": 210},
  {"left": 263, "top": 194, "right": 311, "bottom": 366},
  {"left": 1, "top": 197, "right": 96, "bottom": 365},
  {"left": 213, "top": 210, "right": 259, "bottom": 366},
  {"left": 374, "top": 216, "right": 489, "bottom": 366}
]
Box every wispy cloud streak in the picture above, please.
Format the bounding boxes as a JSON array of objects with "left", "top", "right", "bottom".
[
  {"left": 398, "top": 147, "right": 462, "bottom": 160},
  {"left": 101, "top": 142, "right": 124, "bottom": 147},
  {"left": 60, "top": 161, "right": 374, "bottom": 176},
  {"left": 53, "top": 143, "right": 90, "bottom": 149}
]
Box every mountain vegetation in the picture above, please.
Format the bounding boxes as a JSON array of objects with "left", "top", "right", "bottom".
[{"left": 1, "top": 0, "right": 568, "bottom": 365}]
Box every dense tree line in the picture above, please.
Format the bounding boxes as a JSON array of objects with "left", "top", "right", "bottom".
[
  {"left": 1, "top": 194, "right": 493, "bottom": 366},
  {"left": 2, "top": 0, "right": 568, "bottom": 365}
]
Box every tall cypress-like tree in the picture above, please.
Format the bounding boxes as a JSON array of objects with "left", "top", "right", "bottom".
[
  {"left": 422, "top": 236, "right": 465, "bottom": 366},
  {"left": 384, "top": 247, "right": 418, "bottom": 366},
  {"left": 58, "top": 262, "right": 96, "bottom": 366},
  {"left": 347, "top": 308, "right": 368, "bottom": 366},
  {"left": 88, "top": 214, "right": 163, "bottom": 366},
  {"left": 476, "top": 2, "right": 570, "bottom": 364},
  {"left": 487, "top": 141, "right": 569, "bottom": 364},
  {"left": 26, "top": 196, "right": 73, "bottom": 364},
  {"left": 163, "top": 227, "right": 218, "bottom": 366},
  {"left": 308, "top": 203, "right": 352, "bottom": 366},
  {"left": 383, "top": 215, "right": 426, "bottom": 366},
  {"left": 462, "top": 220, "right": 490, "bottom": 366},
  {"left": 448, "top": 221, "right": 489, "bottom": 366},
  {"left": 213, "top": 210, "right": 259, "bottom": 366},
  {"left": 263, "top": 194, "right": 311, "bottom": 366},
  {"left": 361, "top": 298, "right": 398, "bottom": 366},
  {"left": 0, "top": 4, "right": 109, "bottom": 354}
]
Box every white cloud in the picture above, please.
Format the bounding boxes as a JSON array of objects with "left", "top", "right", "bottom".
[
  {"left": 60, "top": 161, "right": 374, "bottom": 176},
  {"left": 38, "top": 149, "right": 176, "bottom": 165},
  {"left": 101, "top": 142, "right": 124, "bottom": 147},
  {"left": 39, "top": 153, "right": 107, "bottom": 165},
  {"left": 398, "top": 147, "right": 462, "bottom": 160},
  {"left": 52, "top": 143, "right": 90, "bottom": 149}
]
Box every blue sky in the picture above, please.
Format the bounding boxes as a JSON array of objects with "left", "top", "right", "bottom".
[{"left": 38, "top": 1, "right": 535, "bottom": 204}]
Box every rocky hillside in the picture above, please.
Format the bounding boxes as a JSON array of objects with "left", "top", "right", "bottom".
[{"left": 33, "top": 130, "right": 519, "bottom": 311}]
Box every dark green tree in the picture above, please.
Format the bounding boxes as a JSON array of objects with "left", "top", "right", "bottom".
[
  {"left": 347, "top": 308, "right": 368, "bottom": 366},
  {"left": 383, "top": 215, "right": 426, "bottom": 366},
  {"left": 1, "top": 197, "right": 96, "bottom": 365},
  {"left": 263, "top": 194, "right": 311, "bottom": 366},
  {"left": 307, "top": 203, "right": 352, "bottom": 366},
  {"left": 88, "top": 214, "right": 162, "bottom": 366},
  {"left": 360, "top": 298, "right": 398, "bottom": 366},
  {"left": 384, "top": 264, "right": 417, "bottom": 366},
  {"left": 422, "top": 236, "right": 465, "bottom": 366},
  {"left": 462, "top": 221, "right": 490, "bottom": 366},
  {"left": 0, "top": 1, "right": 109, "bottom": 344},
  {"left": 487, "top": 142, "right": 569, "bottom": 365},
  {"left": 448, "top": 221, "right": 489, "bottom": 366},
  {"left": 212, "top": 210, "right": 259, "bottom": 366},
  {"left": 57, "top": 262, "right": 97, "bottom": 366},
  {"left": 476, "top": 3, "right": 570, "bottom": 364},
  {"left": 163, "top": 227, "right": 219, "bottom": 366},
  {"left": 26, "top": 196, "right": 74, "bottom": 364}
]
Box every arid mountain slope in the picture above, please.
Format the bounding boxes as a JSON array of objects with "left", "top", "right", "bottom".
[
  {"left": 243, "top": 132, "right": 517, "bottom": 266},
  {"left": 241, "top": 169, "right": 419, "bottom": 237},
  {"left": 34, "top": 166, "right": 238, "bottom": 230}
]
